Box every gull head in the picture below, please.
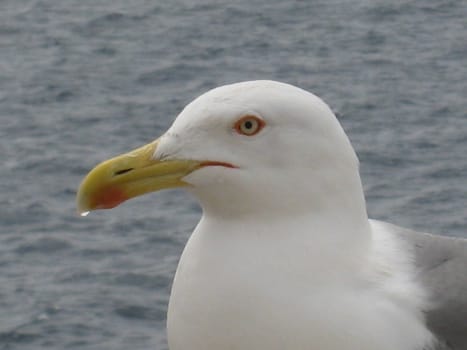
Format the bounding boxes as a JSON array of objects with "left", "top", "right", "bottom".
[{"left": 77, "top": 80, "right": 365, "bottom": 220}]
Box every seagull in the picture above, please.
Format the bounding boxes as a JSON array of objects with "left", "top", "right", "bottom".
[{"left": 77, "top": 80, "right": 466, "bottom": 350}]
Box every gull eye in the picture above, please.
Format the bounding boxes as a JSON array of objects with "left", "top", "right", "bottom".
[{"left": 234, "top": 115, "right": 265, "bottom": 136}]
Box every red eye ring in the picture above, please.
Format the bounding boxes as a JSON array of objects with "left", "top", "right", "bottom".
[{"left": 233, "top": 115, "right": 265, "bottom": 136}]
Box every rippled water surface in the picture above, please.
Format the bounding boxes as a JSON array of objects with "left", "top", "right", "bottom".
[{"left": 1, "top": 1, "right": 466, "bottom": 349}]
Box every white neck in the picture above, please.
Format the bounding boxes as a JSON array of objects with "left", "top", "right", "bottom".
[{"left": 194, "top": 207, "right": 372, "bottom": 288}]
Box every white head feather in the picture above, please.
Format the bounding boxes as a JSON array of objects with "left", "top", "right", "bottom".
[{"left": 153, "top": 81, "right": 434, "bottom": 350}]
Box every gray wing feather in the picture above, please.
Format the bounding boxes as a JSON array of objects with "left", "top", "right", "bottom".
[{"left": 374, "top": 220, "right": 467, "bottom": 350}]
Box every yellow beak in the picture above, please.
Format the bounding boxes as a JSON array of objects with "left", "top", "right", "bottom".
[{"left": 76, "top": 138, "right": 202, "bottom": 214}]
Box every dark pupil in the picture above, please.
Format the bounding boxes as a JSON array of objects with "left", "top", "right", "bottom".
[{"left": 244, "top": 121, "right": 253, "bottom": 129}]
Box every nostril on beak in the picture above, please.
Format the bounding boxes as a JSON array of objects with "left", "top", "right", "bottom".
[{"left": 113, "top": 168, "right": 134, "bottom": 176}]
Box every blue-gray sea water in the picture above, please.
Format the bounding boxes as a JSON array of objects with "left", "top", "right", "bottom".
[{"left": 0, "top": 0, "right": 466, "bottom": 349}]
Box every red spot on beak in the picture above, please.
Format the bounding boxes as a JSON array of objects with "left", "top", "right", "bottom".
[{"left": 93, "top": 186, "right": 128, "bottom": 209}]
